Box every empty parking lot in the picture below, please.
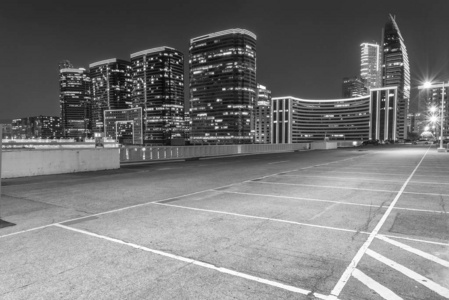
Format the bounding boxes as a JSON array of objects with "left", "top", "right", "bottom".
[{"left": 1, "top": 145, "right": 448, "bottom": 299}]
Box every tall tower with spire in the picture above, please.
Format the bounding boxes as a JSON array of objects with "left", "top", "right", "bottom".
[{"left": 381, "top": 14, "right": 410, "bottom": 140}]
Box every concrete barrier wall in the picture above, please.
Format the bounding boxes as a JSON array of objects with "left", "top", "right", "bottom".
[
  {"left": 310, "top": 142, "right": 338, "bottom": 150},
  {"left": 337, "top": 140, "right": 363, "bottom": 147},
  {"left": 121, "top": 143, "right": 311, "bottom": 163},
  {"left": 1, "top": 148, "right": 120, "bottom": 178}
]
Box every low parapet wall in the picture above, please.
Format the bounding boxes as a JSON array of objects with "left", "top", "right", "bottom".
[
  {"left": 120, "top": 143, "right": 310, "bottom": 162},
  {"left": 337, "top": 140, "right": 363, "bottom": 147},
  {"left": 1, "top": 148, "right": 120, "bottom": 178},
  {"left": 310, "top": 142, "right": 338, "bottom": 150}
]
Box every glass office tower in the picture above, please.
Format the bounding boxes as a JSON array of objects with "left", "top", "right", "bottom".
[
  {"left": 381, "top": 14, "right": 410, "bottom": 140},
  {"left": 360, "top": 43, "right": 381, "bottom": 89},
  {"left": 89, "top": 58, "right": 133, "bottom": 133},
  {"left": 59, "top": 67, "right": 92, "bottom": 139},
  {"left": 130, "top": 47, "right": 184, "bottom": 145},
  {"left": 189, "top": 28, "right": 257, "bottom": 144},
  {"left": 253, "top": 84, "right": 271, "bottom": 144}
]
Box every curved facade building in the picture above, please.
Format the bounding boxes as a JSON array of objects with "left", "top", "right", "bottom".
[{"left": 271, "top": 96, "right": 371, "bottom": 143}]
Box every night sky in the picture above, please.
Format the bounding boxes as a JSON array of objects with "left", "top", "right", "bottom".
[{"left": 1, "top": 0, "right": 448, "bottom": 122}]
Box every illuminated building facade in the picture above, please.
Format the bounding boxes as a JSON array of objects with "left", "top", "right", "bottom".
[
  {"left": 1, "top": 123, "right": 12, "bottom": 139},
  {"left": 189, "top": 28, "right": 257, "bottom": 144},
  {"left": 104, "top": 107, "right": 143, "bottom": 145},
  {"left": 360, "top": 43, "right": 381, "bottom": 90},
  {"left": 271, "top": 96, "right": 371, "bottom": 143},
  {"left": 419, "top": 86, "right": 448, "bottom": 138},
  {"left": 253, "top": 84, "right": 271, "bottom": 143},
  {"left": 89, "top": 58, "right": 133, "bottom": 133},
  {"left": 131, "top": 47, "right": 184, "bottom": 145},
  {"left": 369, "top": 87, "right": 398, "bottom": 141},
  {"left": 342, "top": 76, "right": 368, "bottom": 98},
  {"left": 10, "top": 116, "right": 61, "bottom": 139},
  {"left": 381, "top": 14, "right": 410, "bottom": 140},
  {"left": 59, "top": 67, "right": 92, "bottom": 139}
]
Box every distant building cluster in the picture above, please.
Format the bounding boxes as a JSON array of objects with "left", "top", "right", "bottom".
[{"left": 3, "top": 14, "right": 422, "bottom": 144}]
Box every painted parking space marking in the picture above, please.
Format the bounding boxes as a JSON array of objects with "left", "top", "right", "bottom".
[
  {"left": 379, "top": 234, "right": 449, "bottom": 247},
  {"left": 249, "top": 180, "right": 398, "bottom": 193},
  {"left": 0, "top": 154, "right": 371, "bottom": 241},
  {"left": 222, "top": 191, "right": 447, "bottom": 215},
  {"left": 403, "top": 191, "right": 449, "bottom": 197},
  {"left": 366, "top": 249, "right": 449, "bottom": 298},
  {"left": 307, "top": 170, "right": 445, "bottom": 178},
  {"left": 152, "top": 202, "right": 359, "bottom": 234},
  {"left": 352, "top": 268, "right": 403, "bottom": 300},
  {"left": 248, "top": 180, "right": 449, "bottom": 197},
  {"left": 326, "top": 147, "right": 430, "bottom": 300},
  {"left": 279, "top": 174, "right": 449, "bottom": 186},
  {"left": 267, "top": 160, "right": 289, "bottom": 164},
  {"left": 376, "top": 235, "right": 449, "bottom": 267},
  {"left": 54, "top": 224, "right": 330, "bottom": 300}
]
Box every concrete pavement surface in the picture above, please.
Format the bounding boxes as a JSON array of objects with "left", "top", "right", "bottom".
[{"left": 0, "top": 145, "right": 448, "bottom": 299}]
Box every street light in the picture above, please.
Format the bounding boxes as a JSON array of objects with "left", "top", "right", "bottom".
[{"left": 418, "top": 81, "right": 447, "bottom": 152}]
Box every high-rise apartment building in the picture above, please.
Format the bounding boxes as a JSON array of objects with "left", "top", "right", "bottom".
[
  {"left": 360, "top": 43, "right": 381, "bottom": 89},
  {"left": 419, "top": 86, "right": 448, "bottom": 138},
  {"left": 189, "top": 28, "right": 257, "bottom": 144},
  {"left": 89, "top": 58, "right": 133, "bottom": 133},
  {"left": 342, "top": 76, "right": 368, "bottom": 98},
  {"left": 381, "top": 14, "right": 410, "bottom": 140},
  {"left": 253, "top": 84, "right": 271, "bottom": 144},
  {"left": 59, "top": 67, "right": 92, "bottom": 139},
  {"left": 130, "top": 47, "right": 185, "bottom": 145}
]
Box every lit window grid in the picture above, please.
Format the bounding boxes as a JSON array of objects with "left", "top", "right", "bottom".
[
  {"left": 271, "top": 96, "right": 372, "bottom": 143},
  {"left": 189, "top": 30, "right": 257, "bottom": 144}
]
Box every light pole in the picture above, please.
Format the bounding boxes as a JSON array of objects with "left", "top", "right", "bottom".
[{"left": 418, "top": 81, "right": 447, "bottom": 152}]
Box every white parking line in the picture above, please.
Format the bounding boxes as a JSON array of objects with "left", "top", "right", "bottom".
[
  {"left": 376, "top": 235, "right": 449, "bottom": 268},
  {"left": 267, "top": 160, "right": 289, "bottom": 164},
  {"left": 366, "top": 249, "right": 449, "bottom": 298},
  {"left": 249, "top": 181, "right": 398, "bottom": 193},
  {"left": 326, "top": 147, "right": 430, "bottom": 300},
  {"left": 249, "top": 180, "right": 449, "bottom": 197},
  {"left": 54, "top": 224, "right": 330, "bottom": 300},
  {"left": 403, "top": 191, "right": 449, "bottom": 197},
  {"left": 0, "top": 154, "right": 367, "bottom": 240},
  {"left": 379, "top": 234, "right": 449, "bottom": 247},
  {"left": 302, "top": 170, "right": 444, "bottom": 178},
  {"left": 222, "top": 191, "right": 447, "bottom": 215},
  {"left": 152, "top": 202, "right": 359, "bottom": 234},
  {"left": 279, "top": 174, "right": 449, "bottom": 186},
  {"left": 352, "top": 268, "right": 403, "bottom": 300}
]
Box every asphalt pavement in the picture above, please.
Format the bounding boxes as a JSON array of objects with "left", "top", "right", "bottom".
[{"left": 0, "top": 145, "right": 448, "bottom": 300}]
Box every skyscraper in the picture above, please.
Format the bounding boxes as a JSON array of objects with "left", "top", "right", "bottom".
[
  {"left": 189, "top": 28, "right": 257, "bottom": 144},
  {"left": 59, "top": 67, "right": 92, "bottom": 139},
  {"left": 130, "top": 47, "right": 185, "bottom": 145},
  {"left": 419, "top": 86, "right": 448, "bottom": 138},
  {"left": 381, "top": 14, "right": 410, "bottom": 140},
  {"left": 253, "top": 84, "right": 271, "bottom": 144},
  {"left": 89, "top": 59, "right": 133, "bottom": 133},
  {"left": 360, "top": 43, "right": 381, "bottom": 89},
  {"left": 342, "top": 76, "right": 367, "bottom": 98}
]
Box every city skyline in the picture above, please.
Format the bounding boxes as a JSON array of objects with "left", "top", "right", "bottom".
[{"left": 1, "top": 0, "right": 448, "bottom": 122}]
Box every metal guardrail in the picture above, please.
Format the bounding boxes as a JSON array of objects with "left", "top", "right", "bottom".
[{"left": 120, "top": 143, "right": 310, "bottom": 163}]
